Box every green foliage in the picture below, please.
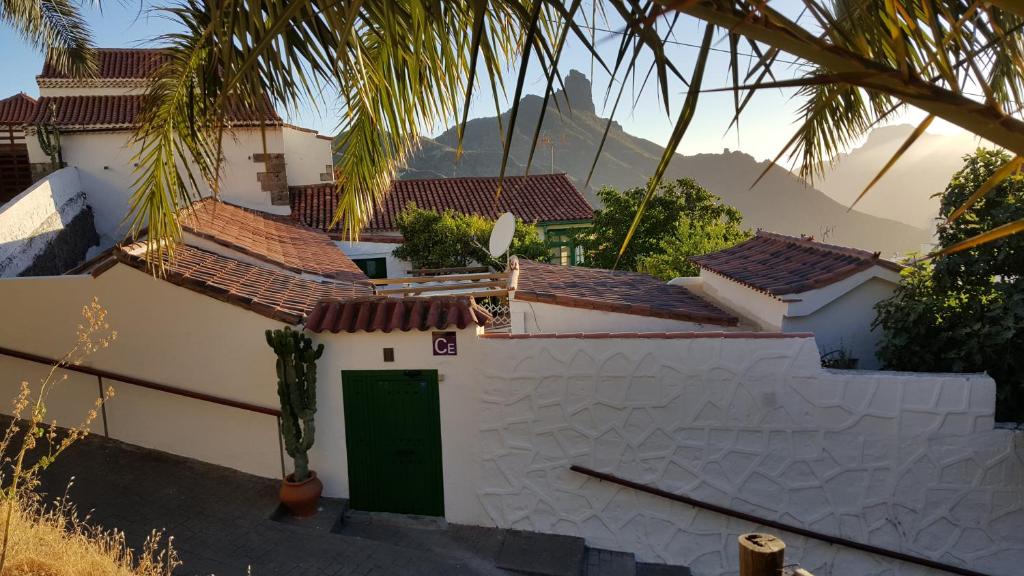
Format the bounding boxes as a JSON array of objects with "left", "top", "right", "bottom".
[
  {"left": 266, "top": 327, "right": 324, "bottom": 481},
  {"left": 578, "top": 178, "right": 749, "bottom": 274},
  {"left": 392, "top": 203, "right": 547, "bottom": 270},
  {"left": 874, "top": 149, "right": 1024, "bottom": 422},
  {"left": 639, "top": 218, "right": 752, "bottom": 280}
]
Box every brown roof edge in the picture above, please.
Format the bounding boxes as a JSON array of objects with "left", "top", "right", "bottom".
[
  {"left": 755, "top": 230, "right": 903, "bottom": 272},
  {"left": 481, "top": 331, "right": 813, "bottom": 340},
  {"left": 305, "top": 296, "right": 492, "bottom": 333},
  {"left": 513, "top": 289, "right": 739, "bottom": 327}
]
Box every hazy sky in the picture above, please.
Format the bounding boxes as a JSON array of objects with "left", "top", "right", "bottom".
[{"left": 0, "top": 1, "right": 967, "bottom": 163}]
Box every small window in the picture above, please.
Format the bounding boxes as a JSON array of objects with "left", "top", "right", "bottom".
[
  {"left": 353, "top": 257, "right": 387, "bottom": 279},
  {"left": 545, "top": 229, "right": 581, "bottom": 266}
]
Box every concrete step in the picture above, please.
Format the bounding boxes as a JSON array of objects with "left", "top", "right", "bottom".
[
  {"left": 583, "top": 547, "right": 636, "bottom": 576},
  {"left": 495, "top": 530, "right": 587, "bottom": 576},
  {"left": 269, "top": 496, "right": 349, "bottom": 533},
  {"left": 636, "top": 562, "right": 692, "bottom": 576}
]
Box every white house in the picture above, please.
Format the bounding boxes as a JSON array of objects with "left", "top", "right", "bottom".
[
  {"left": 684, "top": 230, "right": 903, "bottom": 369},
  {"left": 0, "top": 199, "right": 1016, "bottom": 576},
  {"left": 0, "top": 48, "right": 335, "bottom": 248}
]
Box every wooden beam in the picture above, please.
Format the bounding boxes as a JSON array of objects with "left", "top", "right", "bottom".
[
  {"left": 407, "top": 266, "right": 490, "bottom": 275},
  {"left": 371, "top": 272, "right": 509, "bottom": 286},
  {"left": 376, "top": 280, "right": 509, "bottom": 295},
  {"left": 738, "top": 534, "right": 785, "bottom": 576}
]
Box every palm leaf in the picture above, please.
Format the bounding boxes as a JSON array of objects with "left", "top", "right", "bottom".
[
  {"left": 614, "top": 22, "right": 714, "bottom": 269},
  {"left": 945, "top": 155, "right": 1024, "bottom": 224}
]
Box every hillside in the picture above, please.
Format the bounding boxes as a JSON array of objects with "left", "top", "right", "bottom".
[
  {"left": 394, "top": 70, "right": 933, "bottom": 255},
  {"left": 814, "top": 124, "right": 989, "bottom": 230}
]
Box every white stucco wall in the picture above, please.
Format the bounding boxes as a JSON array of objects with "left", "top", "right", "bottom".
[
  {"left": 698, "top": 270, "right": 787, "bottom": 330},
  {"left": 0, "top": 167, "right": 89, "bottom": 277},
  {"left": 472, "top": 334, "right": 1022, "bottom": 576},
  {"left": 784, "top": 277, "right": 896, "bottom": 369},
  {"left": 37, "top": 84, "right": 146, "bottom": 98},
  {"left": 55, "top": 126, "right": 297, "bottom": 244},
  {"left": 0, "top": 267, "right": 1019, "bottom": 576},
  {"left": 282, "top": 126, "right": 333, "bottom": 186},
  {"left": 336, "top": 240, "right": 410, "bottom": 278},
  {"left": 0, "top": 268, "right": 285, "bottom": 478},
  {"left": 509, "top": 299, "right": 728, "bottom": 334}
]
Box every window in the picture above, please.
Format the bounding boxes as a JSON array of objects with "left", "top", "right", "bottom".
[
  {"left": 545, "top": 229, "right": 583, "bottom": 266},
  {"left": 353, "top": 257, "right": 388, "bottom": 279}
]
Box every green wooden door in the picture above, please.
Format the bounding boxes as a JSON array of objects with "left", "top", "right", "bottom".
[{"left": 342, "top": 370, "right": 444, "bottom": 516}]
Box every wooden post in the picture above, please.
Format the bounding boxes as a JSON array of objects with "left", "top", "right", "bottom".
[{"left": 738, "top": 533, "right": 785, "bottom": 576}]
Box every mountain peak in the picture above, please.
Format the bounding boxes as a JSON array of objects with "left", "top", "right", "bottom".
[{"left": 553, "top": 69, "right": 595, "bottom": 115}]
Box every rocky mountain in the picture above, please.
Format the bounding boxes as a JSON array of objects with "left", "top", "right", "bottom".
[
  {"left": 814, "top": 124, "right": 988, "bottom": 230},
  {"left": 394, "top": 70, "right": 933, "bottom": 255}
]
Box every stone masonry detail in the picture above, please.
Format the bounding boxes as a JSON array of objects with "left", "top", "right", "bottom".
[
  {"left": 476, "top": 336, "right": 1024, "bottom": 576},
  {"left": 254, "top": 152, "right": 288, "bottom": 205}
]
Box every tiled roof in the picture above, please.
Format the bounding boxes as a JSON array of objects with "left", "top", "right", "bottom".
[
  {"left": 690, "top": 230, "right": 903, "bottom": 296},
  {"left": 30, "top": 95, "right": 281, "bottom": 130},
  {"left": 114, "top": 244, "right": 371, "bottom": 324},
  {"left": 289, "top": 174, "right": 593, "bottom": 233},
  {"left": 180, "top": 199, "right": 368, "bottom": 283},
  {"left": 305, "top": 297, "right": 492, "bottom": 333},
  {"left": 513, "top": 259, "right": 738, "bottom": 326},
  {"left": 0, "top": 93, "right": 37, "bottom": 125},
  {"left": 39, "top": 48, "right": 166, "bottom": 79}
]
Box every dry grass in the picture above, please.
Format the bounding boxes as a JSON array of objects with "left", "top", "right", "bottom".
[{"left": 0, "top": 491, "right": 178, "bottom": 576}]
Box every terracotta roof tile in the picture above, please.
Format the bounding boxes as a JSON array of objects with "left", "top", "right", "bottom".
[
  {"left": 114, "top": 244, "right": 371, "bottom": 324},
  {"left": 180, "top": 199, "right": 368, "bottom": 283},
  {"left": 289, "top": 174, "right": 593, "bottom": 233},
  {"left": 39, "top": 48, "right": 166, "bottom": 79},
  {"left": 690, "top": 230, "right": 903, "bottom": 296},
  {"left": 30, "top": 95, "right": 280, "bottom": 130},
  {"left": 514, "top": 259, "right": 738, "bottom": 326},
  {"left": 305, "top": 297, "right": 492, "bottom": 333},
  {"left": 0, "top": 93, "right": 37, "bottom": 125}
]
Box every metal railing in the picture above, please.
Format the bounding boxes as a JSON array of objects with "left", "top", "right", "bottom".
[
  {"left": 570, "top": 465, "right": 988, "bottom": 576},
  {"left": 0, "top": 346, "right": 286, "bottom": 476}
]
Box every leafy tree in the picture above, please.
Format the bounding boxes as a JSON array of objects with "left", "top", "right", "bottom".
[
  {"left": 578, "top": 178, "right": 748, "bottom": 273},
  {"left": 874, "top": 149, "right": 1024, "bottom": 422},
  {"left": 639, "top": 218, "right": 752, "bottom": 280},
  {"left": 392, "top": 204, "right": 546, "bottom": 270}
]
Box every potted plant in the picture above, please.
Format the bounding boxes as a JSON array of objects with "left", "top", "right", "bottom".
[{"left": 266, "top": 327, "right": 324, "bottom": 516}]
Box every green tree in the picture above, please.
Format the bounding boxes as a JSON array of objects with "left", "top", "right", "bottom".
[
  {"left": 393, "top": 204, "right": 546, "bottom": 270},
  {"left": 640, "top": 218, "right": 752, "bottom": 280},
  {"left": 578, "top": 178, "right": 748, "bottom": 272},
  {"left": 874, "top": 149, "right": 1024, "bottom": 422}
]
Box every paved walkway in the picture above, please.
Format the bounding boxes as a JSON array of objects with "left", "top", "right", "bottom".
[
  {"left": 36, "top": 435, "right": 684, "bottom": 576},
  {"left": 38, "top": 435, "right": 517, "bottom": 575}
]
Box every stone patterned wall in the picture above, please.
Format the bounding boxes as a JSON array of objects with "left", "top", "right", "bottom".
[
  {"left": 475, "top": 335, "right": 1024, "bottom": 576},
  {"left": 254, "top": 152, "right": 288, "bottom": 205}
]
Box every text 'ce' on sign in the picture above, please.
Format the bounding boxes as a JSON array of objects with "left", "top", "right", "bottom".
[{"left": 432, "top": 331, "right": 457, "bottom": 356}]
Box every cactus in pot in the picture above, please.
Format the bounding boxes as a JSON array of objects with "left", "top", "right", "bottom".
[{"left": 266, "top": 327, "right": 324, "bottom": 516}]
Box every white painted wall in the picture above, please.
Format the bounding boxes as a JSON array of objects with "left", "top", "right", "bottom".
[
  {"left": 509, "top": 299, "right": 729, "bottom": 334},
  {"left": 55, "top": 127, "right": 291, "bottom": 244},
  {"left": 698, "top": 270, "right": 788, "bottom": 330},
  {"left": 0, "top": 167, "right": 90, "bottom": 277},
  {"left": 784, "top": 277, "right": 896, "bottom": 369},
  {"left": 282, "top": 126, "right": 333, "bottom": 186},
  {"left": 337, "top": 240, "right": 410, "bottom": 278},
  {"left": 0, "top": 269, "right": 285, "bottom": 478},
  {"left": 0, "top": 265, "right": 1018, "bottom": 576},
  {"left": 473, "top": 334, "right": 1021, "bottom": 576}
]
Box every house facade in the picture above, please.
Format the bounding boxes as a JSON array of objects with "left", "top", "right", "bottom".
[
  {"left": 0, "top": 197, "right": 1018, "bottom": 575},
  {"left": 289, "top": 173, "right": 594, "bottom": 277},
  {"left": 686, "top": 231, "right": 903, "bottom": 369},
  {"left": 0, "top": 48, "right": 335, "bottom": 247}
]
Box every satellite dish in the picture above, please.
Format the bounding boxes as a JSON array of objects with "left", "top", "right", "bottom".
[{"left": 489, "top": 212, "right": 516, "bottom": 258}]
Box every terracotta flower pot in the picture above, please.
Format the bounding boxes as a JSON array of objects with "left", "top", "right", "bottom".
[{"left": 279, "top": 470, "right": 323, "bottom": 517}]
